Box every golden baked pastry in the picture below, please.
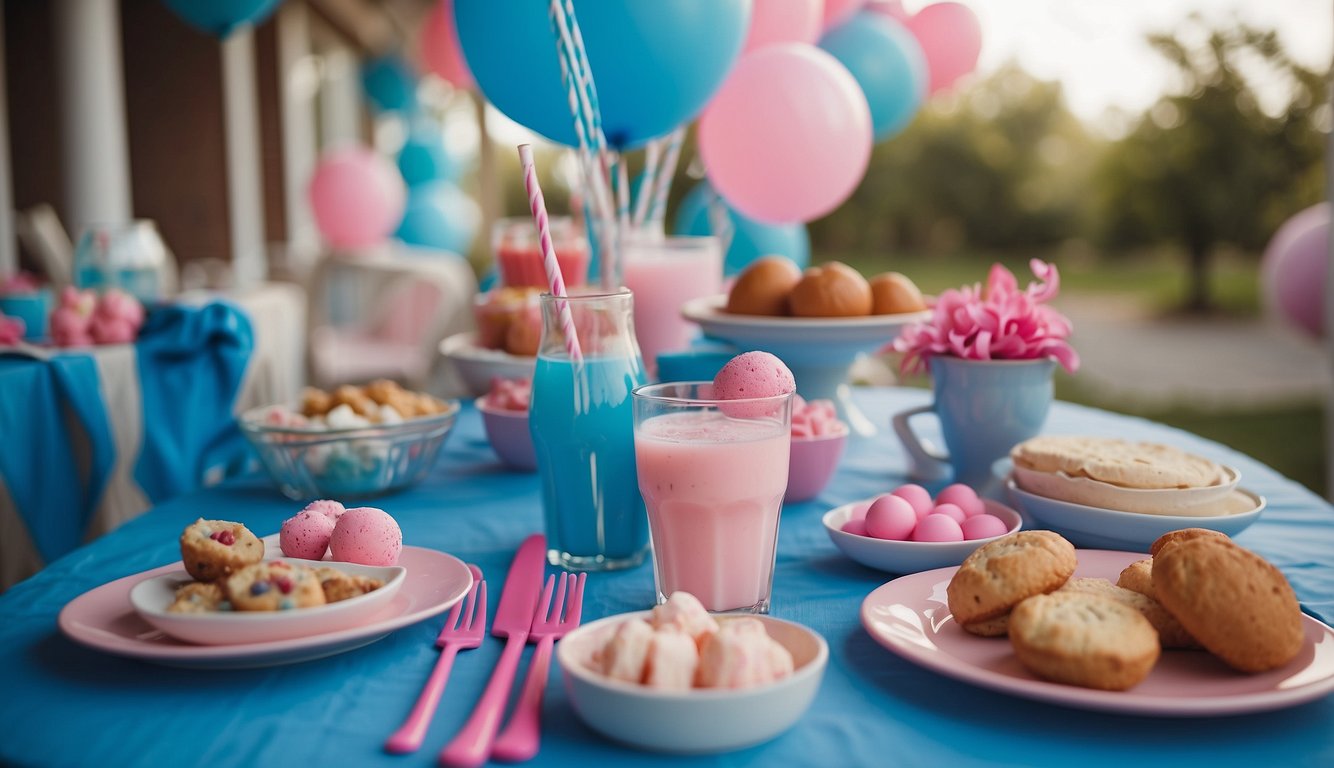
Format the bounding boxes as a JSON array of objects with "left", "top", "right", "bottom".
[
  {"left": 869, "top": 272, "right": 927, "bottom": 314},
  {"left": 788, "top": 262, "right": 873, "bottom": 318},
  {"left": 726, "top": 256, "right": 802, "bottom": 316}
]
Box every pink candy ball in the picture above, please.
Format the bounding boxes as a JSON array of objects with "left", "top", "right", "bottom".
[
  {"left": 329, "top": 506, "right": 403, "bottom": 566},
  {"left": 865, "top": 494, "right": 917, "bottom": 541},
  {"left": 848, "top": 500, "right": 873, "bottom": 522},
  {"left": 911, "top": 513, "right": 964, "bottom": 542},
  {"left": 931, "top": 502, "right": 967, "bottom": 524},
  {"left": 890, "top": 483, "right": 934, "bottom": 519},
  {"left": 841, "top": 518, "right": 868, "bottom": 536},
  {"left": 961, "top": 513, "right": 1010, "bottom": 541},
  {"left": 935, "top": 483, "right": 986, "bottom": 518}
]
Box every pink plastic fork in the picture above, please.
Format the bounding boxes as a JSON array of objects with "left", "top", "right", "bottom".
[
  {"left": 490, "top": 572, "right": 586, "bottom": 763},
  {"left": 384, "top": 565, "right": 487, "bottom": 754}
]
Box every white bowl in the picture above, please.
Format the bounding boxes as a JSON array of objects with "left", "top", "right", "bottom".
[
  {"left": 1006, "top": 476, "right": 1264, "bottom": 552},
  {"left": 822, "top": 499, "right": 1023, "bottom": 574},
  {"left": 1011, "top": 462, "right": 1240, "bottom": 515},
  {"left": 557, "top": 612, "right": 828, "bottom": 754},
  {"left": 439, "top": 332, "right": 536, "bottom": 397},
  {"left": 129, "top": 559, "right": 407, "bottom": 645}
]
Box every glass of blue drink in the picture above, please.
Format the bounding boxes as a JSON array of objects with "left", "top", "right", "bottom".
[{"left": 530, "top": 288, "right": 649, "bottom": 570}]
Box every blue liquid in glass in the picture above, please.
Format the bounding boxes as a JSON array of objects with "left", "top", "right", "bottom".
[{"left": 530, "top": 354, "right": 648, "bottom": 569}]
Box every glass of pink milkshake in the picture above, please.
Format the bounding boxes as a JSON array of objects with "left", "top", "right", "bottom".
[
  {"left": 632, "top": 382, "right": 793, "bottom": 614},
  {"left": 621, "top": 234, "right": 723, "bottom": 377}
]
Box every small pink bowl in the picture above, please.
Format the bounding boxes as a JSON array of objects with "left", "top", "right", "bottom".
[
  {"left": 477, "top": 396, "right": 536, "bottom": 471},
  {"left": 786, "top": 427, "right": 848, "bottom": 503}
]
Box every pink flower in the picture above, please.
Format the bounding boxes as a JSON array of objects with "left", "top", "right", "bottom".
[
  {"left": 892, "top": 259, "right": 1080, "bottom": 375},
  {"left": 0, "top": 313, "right": 24, "bottom": 345}
]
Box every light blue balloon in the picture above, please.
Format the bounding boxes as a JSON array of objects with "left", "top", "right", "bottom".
[
  {"left": 674, "top": 181, "right": 810, "bottom": 277},
  {"left": 162, "top": 0, "right": 283, "bottom": 37},
  {"left": 820, "top": 11, "right": 926, "bottom": 141},
  {"left": 454, "top": 0, "right": 750, "bottom": 149},
  {"left": 362, "top": 55, "right": 418, "bottom": 114},
  {"left": 398, "top": 122, "right": 462, "bottom": 187},
  {"left": 395, "top": 182, "right": 480, "bottom": 255}
]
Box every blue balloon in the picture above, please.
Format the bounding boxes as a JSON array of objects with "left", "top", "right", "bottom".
[
  {"left": 398, "top": 122, "right": 462, "bottom": 187},
  {"left": 362, "top": 55, "right": 418, "bottom": 114},
  {"left": 162, "top": 0, "right": 283, "bottom": 37},
  {"left": 454, "top": 0, "right": 749, "bottom": 149},
  {"left": 820, "top": 12, "right": 926, "bottom": 141},
  {"left": 395, "top": 182, "right": 480, "bottom": 255},
  {"left": 674, "top": 181, "right": 810, "bottom": 277}
]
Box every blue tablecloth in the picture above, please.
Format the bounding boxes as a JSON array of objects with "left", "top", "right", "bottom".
[{"left": 1, "top": 388, "right": 1332, "bottom": 768}]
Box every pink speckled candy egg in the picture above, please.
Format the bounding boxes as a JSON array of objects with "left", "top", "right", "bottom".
[
  {"left": 329, "top": 506, "right": 403, "bottom": 566},
  {"left": 712, "top": 351, "right": 796, "bottom": 419},
  {"left": 865, "top": 494, "right": 917, "bottom": 541},
  {"left": 890, "top": 483, "right": 934, "bottom": 519},
  {"left": 911, "top": 513, "right": 964, "bottom": 542},
  {"left": 841, "top": 518, "right": 868, "bottom": 536},
  {"left": 930, "top": 502, "right": 967, "bottom": 524},
  {"left": 279, "top": 509, "right": 337, "bottom": 560},
  {"left": 935, "top": 484, "right": 985, "bottom": 518},
  {"left": 303, "top": 499, "right": 346, "bottom": 521},
  {"left": 961, "top": 513, "right": 1010, "bottom": 541}
]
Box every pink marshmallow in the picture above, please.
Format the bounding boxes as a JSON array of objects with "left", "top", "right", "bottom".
[
  {"left": 697, "top": 618, "right": 794, "bottom": 689},
  {"left": 485, "top": 377, "right": 531, "bottom": 412},
  {"left": 643, "top": 627, "right": 700, "bottom": 691},
  {"left": 279, "top": 509, "right": 337, "bottom": 560},
  {"left": 712, "top": 351, "right": 795, "bottom": 419},
  {"left": 650, "top": 591, "right": 719, "bottom": 645},
  {"left": 329, "top": 506, "right": 402, "bottom": 566},
  {"left": 598, "top": 618, "right": 654, "bottom": 684}
]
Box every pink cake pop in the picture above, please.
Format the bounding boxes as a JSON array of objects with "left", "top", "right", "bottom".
[{"left": 712, "top": 351, "right": 796, "bottom": 418}]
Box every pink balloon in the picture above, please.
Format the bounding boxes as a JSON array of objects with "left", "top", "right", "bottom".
[
  {"left": 699, "top": 44, "right": 872, "bottom": 224},
  {"left": 823, "top": 0, "right": 865, "bottom": 30},
  {"left": 745, "top": 0, "right": 824, "bottom": 53},
  {"left": 419, "top": 0, "right": 473, "bottom": 90},
  {"left": 308, "top": 146, "right": 407, "bottom": 250},
  {"left": 1262, "top": 203, "right": 1329, "bottom": 338},
  {"left": 905, "top": 2, "right": 983, "bottom": 95},
  {"left": 866, "top": 0, "right": 911, "bottom": 24}
]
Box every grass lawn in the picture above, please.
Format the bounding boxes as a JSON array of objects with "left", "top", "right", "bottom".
[{"left": 835, "top": 249, "right": 1328, "bottom": 497}]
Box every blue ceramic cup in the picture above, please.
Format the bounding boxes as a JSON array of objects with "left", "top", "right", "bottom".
[
  {"left": 892, "top": 356, "right": 1055, "bottom": 490},
  {"left": 0, "top": 289, "right": 53, "bottom": 341}
]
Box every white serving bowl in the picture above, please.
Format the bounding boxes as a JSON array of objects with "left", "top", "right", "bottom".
[
  {"left": 557, "top": 612, "right": 828, "bottom": 754},
  {"left": 822, "top": 499, "right": 1023, "bottom": 574},
  {"left": 1006, "top": 476, "right": 1264, "bottom": 552},
  {"left": 129, "top": 558, "right": 407, "bottom": 645},
  {"left": 439, "top": 332, "right": 536, "bottom": 397},
  {"left": 1011, "top": 462, "right": 1240, "bottom": 515}
]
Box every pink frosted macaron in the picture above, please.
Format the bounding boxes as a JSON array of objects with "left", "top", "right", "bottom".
[
  {"left": 329, "top": 506, "right": 403, "bottom": 566},
  {"left": 712, "top": 351, "right": 796, "bottom": 418},
  {"left": 279, "top": 509, "right": 337, "bottom": 560}
]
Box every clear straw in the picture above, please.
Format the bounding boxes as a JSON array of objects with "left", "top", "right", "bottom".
[
  {"left": 518, "top": 144, "right": 581, "bottom": 363},
  {"left": 632, "top": 139, "right": 662, "bottom": 231},
  {"left": 648, "top": 127, "right": 685, "bottom": 229}
]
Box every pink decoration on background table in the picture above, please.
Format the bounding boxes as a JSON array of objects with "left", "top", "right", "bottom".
[
  {"left": 1261, "top": 202, "right": 1328, "bottom": 339},
  {"left": 893, "top": 259, "right": 1079, "bottom": 375},
  {"left": 0, "top": 313, "right": 24, "bottom": 345},
  {"left": 744, "top": 0, "right": 823, "bottom": 53},
  {"left": 905, "top": 2, "right": 983, "bottom": 95},
  {"left": 47, "top": 287, "right": 146, "bottom": 347},
  {"left": 486, "top": 377, "right": 531, "bottom": 412},
  {"left": 419, "top": 0, "right": 473, "bottom": 90},
  {"left": 50, "top": 287, "right": 98, "bottom": 347},
  {"left": 308, "top": 146, "right": 407, "bottom": 250},
  {"left": 0, "top": 272, "right": 40, "bottom": 294},
  {"left": 699, "top": 43, "right": 873, "bottom": 224}
]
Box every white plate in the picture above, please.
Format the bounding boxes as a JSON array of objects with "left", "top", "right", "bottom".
[
  {"left": 58, "top": 545, "right": 471, "bottom": 669},
  {"left": 823, "top": 498, "right": 1023, "bottom": 574},
  {"left": 681, "top": 294, "right": 931, "bottom": 343},
  {"left": 439, "top": 332, "right": 535, "bottom": 397},
  {"left": 129, "top": 559, "right": 407, "bottom": 645},
  {"left": 861, "top": 549, "right": 1334, "bottom": 716},
  {"left": 1007, "top": 477, "right": 1264, "bottom": 552},
  {"left": 1012, "top": 463, "right": 1240, "bottom": 515}
]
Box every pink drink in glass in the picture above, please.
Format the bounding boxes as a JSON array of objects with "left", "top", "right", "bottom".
[
  {"left": 632, "top": 383, "right": 792, "bottom": 613},
  {"left": 621, "top": 235, "right": 722, "bottom": 375}
]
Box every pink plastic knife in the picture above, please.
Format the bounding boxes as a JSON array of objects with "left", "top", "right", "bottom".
[{"left": 438, "top": 533, "right": 546, "bottom": 768}]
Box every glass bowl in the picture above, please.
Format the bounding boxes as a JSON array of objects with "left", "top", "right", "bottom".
[{"left": 239, "top": 401, "right": 460, "bottom": 500}]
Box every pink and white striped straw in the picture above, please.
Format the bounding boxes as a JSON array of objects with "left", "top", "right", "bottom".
[{"left": 518, "top": 144, "right": 582, "bottom": 363}]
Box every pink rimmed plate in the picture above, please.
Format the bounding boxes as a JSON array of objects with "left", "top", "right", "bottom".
[
  {"left": 860, "top": 549, "right": 1334, "bottom": 716},
  {"left": 58, "top": 544, "right": 471, "bottom": 669}
]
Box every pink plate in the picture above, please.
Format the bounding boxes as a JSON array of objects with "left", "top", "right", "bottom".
[
  {"left": 58, "top": 545, "right": 472, "bottom": 669},
  {"left": 861, "top": 549, "right": 1334, "bottom": 716}
]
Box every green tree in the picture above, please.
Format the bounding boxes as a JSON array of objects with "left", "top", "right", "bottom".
[{"left": 1093, "top": 16, "right": 1327, "bottom": 311}]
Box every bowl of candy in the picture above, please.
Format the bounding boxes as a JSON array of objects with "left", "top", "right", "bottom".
[
  {"left": 441, "top": 288, "right": 541, "bottom": 397},
  {"left": 476, "top": 377, "right": 535, "bottom": 471},
  {"left": 240, "top": 380, "right": 459, "bottom": 500},
  {"left": 785, "top": 397, "right": 848, "bottom": 503},
  {"left": 556, "top": 592, "right": 828, "bottom": 754}
]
